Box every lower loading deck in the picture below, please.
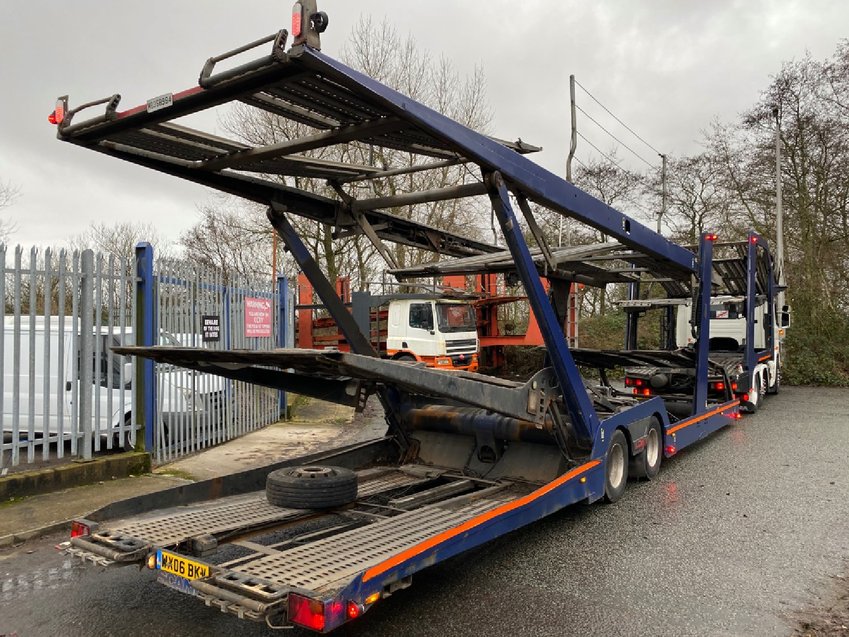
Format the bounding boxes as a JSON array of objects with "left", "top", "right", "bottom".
[{"left": 66, "top": 463, "right": 560, "bottom": 627}]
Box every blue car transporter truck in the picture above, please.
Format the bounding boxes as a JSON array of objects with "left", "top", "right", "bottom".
[{"left": 53, "top": 4, "right": 750, "bottom": 632}]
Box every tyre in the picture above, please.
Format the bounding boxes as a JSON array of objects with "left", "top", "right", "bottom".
[
  {"left": 630, "top": 418, "right": 662, "bottom": 480},
  {"left": 603, "top": 429, "right": 628, "bottom": 503},
  {"left": 266, "top": 465, "right": 358, "bottom": 509},
  {"left": 757, "top": 372, "right": 768, "bottom": 406},
  {"left": 395, "top": 353, "right": 417, "bottom": 362},
  {"left": 767, "top": 367, "right": 780, "bottom": 395},
  {"left": 113, "top": 414, "right": 136, "bottom": 451}
]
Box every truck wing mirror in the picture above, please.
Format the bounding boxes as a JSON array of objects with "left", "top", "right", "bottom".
[{"left": 780, "top": 305, "right": 791, "bottom": 328}]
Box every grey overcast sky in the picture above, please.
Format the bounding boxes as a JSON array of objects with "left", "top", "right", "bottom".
[{"left": 0, "top": 1, "right": 846, "bottom": 248}]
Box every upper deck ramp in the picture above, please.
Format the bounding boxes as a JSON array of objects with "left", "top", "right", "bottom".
[{"left": 55, "top": 34, "right": 696, "bottom": 280}]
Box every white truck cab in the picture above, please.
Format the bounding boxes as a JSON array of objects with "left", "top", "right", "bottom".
[
  {"left": 385, "top": 299, "right": 479, "bottom": 371},
  {"left": 675, "top": 296, "right": 787, "bottom": 408}
]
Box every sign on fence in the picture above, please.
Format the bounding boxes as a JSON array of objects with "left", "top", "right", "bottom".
[
  {"left": 244, "top": 297, "right": 272, "bottom": 338},
  {"left": 201, "top": 315, "right": 220, "bottom": 342}
]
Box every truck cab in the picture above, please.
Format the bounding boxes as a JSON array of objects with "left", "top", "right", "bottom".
[{"left": 386, "top": 299, "right": 479, "bottom": 371}]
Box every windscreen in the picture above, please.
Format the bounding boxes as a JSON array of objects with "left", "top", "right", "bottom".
[{"left": 436, "top": 303, "right": 476, "bottom": 333}]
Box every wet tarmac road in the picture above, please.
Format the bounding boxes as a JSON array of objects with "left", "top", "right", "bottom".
[{"left": 1, "top": 386, "right": 847, "bottom": 636}]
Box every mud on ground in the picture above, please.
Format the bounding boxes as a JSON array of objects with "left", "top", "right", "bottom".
[{"left": 794, "top": 564, "right": 849, "bottom": 636}]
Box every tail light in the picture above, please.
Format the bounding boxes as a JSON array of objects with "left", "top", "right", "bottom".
[
  {"left": 289, "top": 594, "right": 325, "bottom": 631},
  {"left": 665, "top": 445, "right": 677, "bottom": 456},
  {"left": 292, "top": 2, "right": 304, "bottom": 37},
  {"left": 48, "top": 98, "right": 66, "bottom": 125},
  {"left": 70, "top": 519, "right": 97, "bottom": 538},
  {"left": 346, "top": 601, "right": 362, "bottom": 620}
]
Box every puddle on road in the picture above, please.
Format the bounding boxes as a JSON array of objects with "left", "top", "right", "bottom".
[{"left": 1, "top": 556, "right": 84, "bottom": 602}]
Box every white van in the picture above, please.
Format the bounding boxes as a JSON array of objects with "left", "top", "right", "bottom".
[{"left": 1, "top": 317, "right": 221, "bottom": 448}]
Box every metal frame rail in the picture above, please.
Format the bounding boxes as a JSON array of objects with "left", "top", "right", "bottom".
[{"left": 55, "top": 36, "right": 706, "bottom": 451}]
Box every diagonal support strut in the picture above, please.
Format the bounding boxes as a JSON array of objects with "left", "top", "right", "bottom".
[{"left": 485, "top": 171, "right": 599, "bottom": 445}]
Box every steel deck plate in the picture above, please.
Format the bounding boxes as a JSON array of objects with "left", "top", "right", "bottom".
[
  {"left": 106, "top": 470, "right": 431, "bottom": 547},
  {"left": 229, "top": 494, "right": 513, "bottom": 592}
]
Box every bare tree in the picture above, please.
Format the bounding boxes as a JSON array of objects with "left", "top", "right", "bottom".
[
  {"left": 572, "top": 154, "right": 644, "bottom": 314},
  {"left": 70, "top": 220, "right": 174, "bottom": 261},
  {"left": 647, "top": 152, "right": 737, "bottom": 245},
  {"left": 179, "top": 202, "right": 275, "bottom": 284},
  {"left": 213, "top": 16, "right": 495, "bottom": 288},
  {"left": 0, "top": 178, "right": 20, "bottom": 242}
]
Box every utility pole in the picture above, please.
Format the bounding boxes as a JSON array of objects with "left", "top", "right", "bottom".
[
  {"left": 773, "top": 106, "right": 785, "bottom": 312},
  {"left": 658, "top": 153, "right": 667, "bottom": 235},
  {"left": 562, "top": 74, "right": 577, "bottom": 247},
  {"left": 272, "top": 229, "right": 278, "bottom": 282}
]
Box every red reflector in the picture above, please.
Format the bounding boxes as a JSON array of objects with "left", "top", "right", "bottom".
[
  {"left": 742, "top": 393, "right": 749, "bottom": 402},
  {"left": 292, "top": 2, "right": 303, "bottom": 36},
  {"left": 714, "top": 381, "right": 725, "bottom": 391},
  {"left": 289, "top": 594, "right": 325, "bottom": 631},
  {"left": 732, "top": 411, "right": 743, "bottom": 420},
  {"left": 641, "top": 388, "right": 651, "bottom": 396},
  {"left": 634, "top": 378, "right": 643, "bottom": 387},
  {"left": 48, "top": 99, "right": 65, "bottom": 125},
  {"left": 706, "top": 233, "right": 718, "bottom": 241},
  {"left": 70, "top": 521, "right": 90, "bottom": 538},
  {"left": 632, "top": 388, "right": 639, "bottom": 395},
  {"left": 731, "top": 382, "right": 738, "bottom": 391},
  {"left": 665, "top": 445, "right": 677, "bottom": 456},
  {"left": 346, "top": 601, "right": 361, "bottom": 620},
  {"left": 750, "top": 236, "right": 758, "bottom": 244}
]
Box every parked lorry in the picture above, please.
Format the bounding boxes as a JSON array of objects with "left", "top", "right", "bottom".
[
  {"left": 622, "top": 233, "right": 790, "bottom": 414},
  {"left": 52, "top": 4, "right": 756, "bottom": 632},
  {"left": 296, "top": 275, "right": 480, "bottom": 371}
]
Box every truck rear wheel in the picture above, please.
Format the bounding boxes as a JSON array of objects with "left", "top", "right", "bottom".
[
  {"left": 603, "top": 430, "right": 628, "bottom": 503},
  {"left": 630, "top": 418, "right": 662, "bottom": 480},
  {"left": 266, "top": 465, "right": 358, "bottom": 509},
  {"left": 757, "top": 372, "right": 768, "bottom": 406},
  {"left": 768, "top": 368, "right": 780, "bottom": 395}
]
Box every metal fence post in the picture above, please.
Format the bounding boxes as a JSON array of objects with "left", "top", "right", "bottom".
[
  {"left": 135, "top": 242, "right": 156, "bottom": 452},
  {"left": 79, "top": 250, "right": 95, "bottom": 461},
  {"left": 276, "top": 274, "right": 288, "bottom": 419}
]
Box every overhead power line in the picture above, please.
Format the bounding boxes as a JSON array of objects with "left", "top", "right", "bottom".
[
  {"left": 576, "top": 131, "right": 634, "bottom": 174},
  {"left": 576, "top": 104, "right": 655, "bottom": 168},
  {"left": 574, "top": 78, "right": 664, "bottom": 158}
]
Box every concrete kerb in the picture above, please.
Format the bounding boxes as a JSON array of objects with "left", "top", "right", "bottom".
[
  {"left": 0, "top": 452, "right": 151, "bottom": 501},
  {"left": 0, "top": 520, "right": 70, "bottom": 548},
  {"left": 0, "top": 437, "right": 391, "bottom": 549}
]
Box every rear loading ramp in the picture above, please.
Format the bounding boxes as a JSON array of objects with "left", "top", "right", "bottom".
[{"left": 66, "top": 453, "right": 603, "bottom": 629}]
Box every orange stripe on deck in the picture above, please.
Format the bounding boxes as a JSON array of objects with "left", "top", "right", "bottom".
[
  {"left": 362, "top": 459, "right": 601, "bottom": 583},
  {"left": 758, "top": 354, "right": 771, "bottom": 362},
  {"left": 667, "top": 400, "right": 740, "bottom": 435}
]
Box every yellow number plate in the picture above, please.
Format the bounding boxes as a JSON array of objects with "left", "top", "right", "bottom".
[{"left": 156, "top": 550, "right": 210, "bottom": 580}]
